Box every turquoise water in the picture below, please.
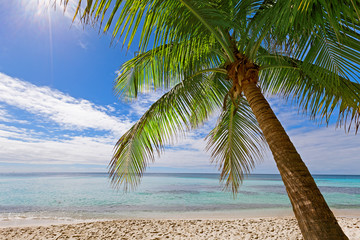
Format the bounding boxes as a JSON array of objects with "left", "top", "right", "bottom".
[{"left": 0, "top": 173, "right": 359, "bottom": 221}]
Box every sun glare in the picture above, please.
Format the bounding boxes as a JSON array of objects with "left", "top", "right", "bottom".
[
  {"left": 22, "top": 0, "right": 52, "bottom": 19},
  {"left": 19, "top": 0, "right": 78, "bottom": 21},
  {"left": 16, "top": 0, "right": 79, "bottom": 86}
]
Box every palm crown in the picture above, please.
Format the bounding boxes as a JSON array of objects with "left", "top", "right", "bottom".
[
  {"left": 68, "top": 0, "right": 360, "bottom": 191},
  {"left": 66, "top": 1, "right": 360, "bottom": 238}
]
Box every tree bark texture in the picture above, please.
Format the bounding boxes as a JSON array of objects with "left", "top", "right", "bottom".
[{"left": 242, "top": 82, "right": 348, "bottom": 240}]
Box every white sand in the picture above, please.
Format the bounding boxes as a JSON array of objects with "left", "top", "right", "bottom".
[{"left": 0, "top": 217, "right": 359, "bottom": 240}]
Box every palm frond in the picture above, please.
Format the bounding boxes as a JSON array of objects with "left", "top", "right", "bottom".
[
  {"left": 110, "top": 72, "right": 228, "bottom": 190},
  {"left": 115, "top": 39, "right": 224, "bottom": 98},
  {"left": 247, "top": 0, "right": 360, "bottom": 60},
  {"left": 225, "top": 0, "right": 264, "bottom": 54},
  {"left": 206, "top": 98, "right": 265, "bottom": 194},
  {"left": 258, "top": 54, "right": 360, "bottom": 132},
  {"left": 290, "top": 24, "right": 360, "bottom": 81},
  {"left": 67, "top": 0, "right": 235, "bottom": 61},
  {"left": 249, "top": 0, "right": 360, "bottom": 132},
  {"left": 178, "top": 0, "right": 235, "bottom": 61}
]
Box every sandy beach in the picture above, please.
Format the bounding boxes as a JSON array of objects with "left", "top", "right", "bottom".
[
  {"left": 1, "top": 173, "right": 359, "bottom": 239},
  {"left": 0, "top": 217, "right": 359, "bottom": 240}
]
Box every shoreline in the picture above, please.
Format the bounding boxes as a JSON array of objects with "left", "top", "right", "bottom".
[
  {"left": 0, "top": 216, "right": 359, "bottom": 240},
  {"left": 1, "top": 208, "right": 360, "bottom": 228}
]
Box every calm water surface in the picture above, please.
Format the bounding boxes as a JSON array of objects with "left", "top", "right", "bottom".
[{"left": 0, "top": 173, "right": 359, "bottom": 222}]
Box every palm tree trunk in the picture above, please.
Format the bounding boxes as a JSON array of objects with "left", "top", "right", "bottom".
[{"left": 242, "top": 81, "right": 348, "bottom": 240}]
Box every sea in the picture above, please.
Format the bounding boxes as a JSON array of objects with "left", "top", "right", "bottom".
[{"left": 0, "top": 173, "right": 359, "bottom": 226}]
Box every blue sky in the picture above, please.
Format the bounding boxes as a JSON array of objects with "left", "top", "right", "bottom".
[{"left": 0, "top": 1, "right": 359, "bottom": 174}]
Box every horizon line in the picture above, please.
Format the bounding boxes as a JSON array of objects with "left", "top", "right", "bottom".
[{"left": 0, "top": 172, "right": 359, "bottom": 176}]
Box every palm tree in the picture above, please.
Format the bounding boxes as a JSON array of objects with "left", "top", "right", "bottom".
[{"left": 66, "top": 0, "right": 360, "bottom": 239}]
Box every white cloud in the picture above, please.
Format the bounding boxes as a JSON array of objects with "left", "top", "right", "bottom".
[
  {"left": 0, "top": 127, "right": 114, "bottom": 165},
  {"left": 0, "top": 73, "right": 136, "bottom": 169},
  {"left": 0, "top": 105, "right": 29, "bottom": 124},
  {"left": 78, "top": 40, "right": 88, "bottom": 49},
  {"left": 150, "top": 97, "right": 360, "bottom": 175},
  {"left": 0, "top": 73, "right": 132, "bottom": 135},
  {"left": 0, "top": 106, "right": 12, "bottom": 122},
  {"left": 0, "top": 73, "right": 358, "bottom": 174},
  {"left": 253, "top": 98, "right": 360, "bottom": 174},
  {"left": 288, "top": 127, "right": 360, "bottom": 174},
  {"left": 127, "top": 91, "right": 166, "bottom": 116}
]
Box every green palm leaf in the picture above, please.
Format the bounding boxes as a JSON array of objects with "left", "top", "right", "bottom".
[
  {"left": 206, "top": 98, "right": 265, "bottom": 193},
  {"left": 250, "top": 0, "right": 360, "bottom": 131},
  {"left": 115, "top": 40, "right": 224, "bottom": 98},
  {"left": 70, "top": 0, "right": 235, "bottom": 61},
  {"left": 258, "top": 54, "right": 360, "bottom": 131},
  {"left": 110, "top": 73, "right": 228, "bottom": 190}
]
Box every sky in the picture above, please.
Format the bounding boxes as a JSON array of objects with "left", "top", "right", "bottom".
[{"left": 0, "top": 1, "right": 359, "bottom": 174}]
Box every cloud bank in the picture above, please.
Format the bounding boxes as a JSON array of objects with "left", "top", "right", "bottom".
[
  {"left": 0, "top": 73, "right": 132, "bottom": 135},
  {"left": 0, "top": 73, "right": 359, "bottom": 174},
  {"left": 0, "top": 73, "right": 132, "bottom": 168}
]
